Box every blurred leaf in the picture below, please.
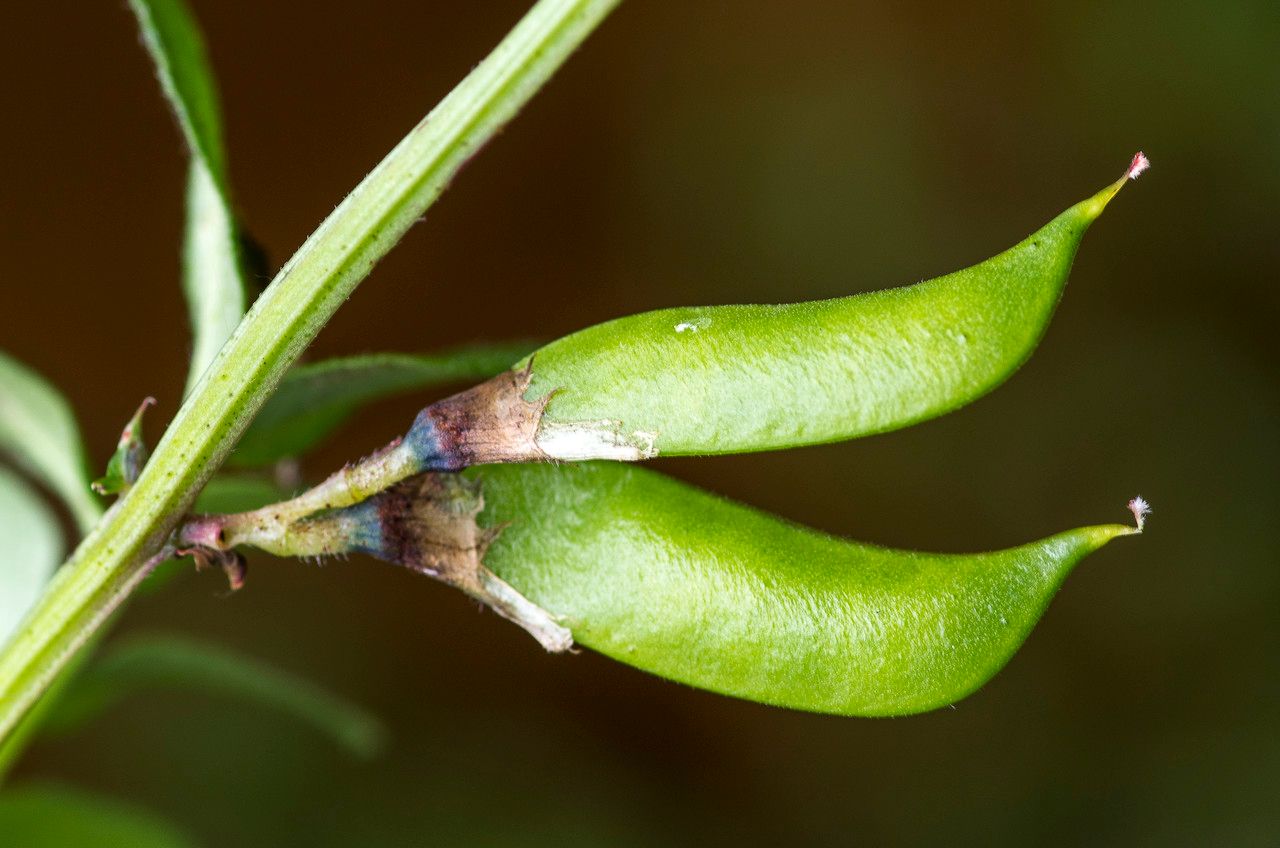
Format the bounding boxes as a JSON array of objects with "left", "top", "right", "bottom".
[
  {"left": 91, "top": 397, "right": 155, "bottom": 496},
  {"left": 0, "top": 783, "right": 195, "bottom": 847},
  {"left": 0, "top": 351, "right": 100, "bottom": 534},
  {"left": 181, "top": 163, "right": 247, "bottom": 395},
  {"left": 193, "top": 473, "right": 286, "bottom": 514},
  {"left": 127, "top": 0, "right": 227, "bottom": 182},
  {"left": 0, "top": 467, "right": 64, "bottom": 646},
  {"left": 231, "top": 342, "right": 536, "bottom": 467},
  {"left": 44, "top": 634, "right": 385, "bottom": 758},
  {"left": 0, "top": 646, "right": 94, "bottom": 785},
  {"left": 128, "top": 0, "right": 248, "bottom": 394}
]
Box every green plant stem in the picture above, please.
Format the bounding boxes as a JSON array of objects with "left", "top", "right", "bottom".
[{"left": 0, "top": 0, "right": 620, "bottom": 742}]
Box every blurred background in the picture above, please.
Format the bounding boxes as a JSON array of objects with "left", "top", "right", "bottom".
[{"left": 2, "top": 0, "right": 1277, "bottom": 844}]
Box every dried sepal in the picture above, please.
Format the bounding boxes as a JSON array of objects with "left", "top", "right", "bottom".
[
  {"left": 178, "top": 472, "right": 572, "bottom": 651},
  {"left": 92, "top": 397, "right": 155, "bottom": 496},
  {"left": 178, "top": 544, "right": 248, "bottom": 592}
]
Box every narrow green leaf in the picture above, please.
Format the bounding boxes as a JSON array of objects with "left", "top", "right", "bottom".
[
  {"left": 0, "top": 352, "right": 100, "bottom": 534},
  {"left": 473, "top": 462, "right": 1138, "bottom": 716},
  {"left": 128, "top": 0, "right": 248, "bottom": 393},
  {"left": 127, "top": 0, "right": 227, "bottom": 182},
  {"left": 0, "top": 0, "right": 620, "bottom": 742},
  {"left": 0, "top": 784, "right": 195, "bottom": 847},
  {"left": 181, "top": 162, "right": 247, "bottom": 394},
  {"left": 42, "top": 635, "right": 385, "bottom": 758},
  {"left": 232, "top": 341, "right": 537, "bottom": 467},
  {"left": 0, "top": 468, "right": 64, "bottom": 646}
]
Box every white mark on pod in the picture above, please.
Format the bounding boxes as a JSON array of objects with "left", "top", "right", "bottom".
[
  {"left": 674, "top": 315, "right": 710, "bottom": 334},
  {"left": 538, "top": 420, "right": 659, "bottom": 461}
]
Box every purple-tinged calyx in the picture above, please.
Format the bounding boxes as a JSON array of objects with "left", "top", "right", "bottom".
[
  {"left": 402, "top": 363, "right": 550, "bottom": 471},
  {"left": 178, "top": 473, "right": 572, "bottom": 651}
]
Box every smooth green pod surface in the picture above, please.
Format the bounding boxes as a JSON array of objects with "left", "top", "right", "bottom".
[
  {"left": 474, "top": 462, "right": 1134, "bottom": 716},
  {"left": 506, "top": 165, "right": 1141, "bottom": 461},
  {"left": 260, "top": 161, "right": 1143, "bottom": 507}
]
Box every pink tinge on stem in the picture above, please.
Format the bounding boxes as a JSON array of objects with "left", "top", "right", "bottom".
[
  {"left": 1125, "top": 152, "right": 1150, "bottom": 181},
  {"left": 177, "top": 514, "right": 228, "bottom": 549}
]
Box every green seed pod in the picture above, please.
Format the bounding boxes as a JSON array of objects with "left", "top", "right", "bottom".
[
  {"left": 217, "top": 157, "right": 1147, "bottom": 530},
  {"left": 473, "top": 462, "right": 1140, "bottom": 716},
  {"left": 399, "top": 155, "right": 1147, "bottom": 468},
  {"left": 193, "top": 465, "right": 1145, "bottom": 713}
]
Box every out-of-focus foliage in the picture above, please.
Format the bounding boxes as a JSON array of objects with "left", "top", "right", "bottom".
[
  {"left": 0, "top": 468, "right": 63, "bottom": 646},
  {"left": 41, "top": 634, "right": 384, "bottom": 758},
  {"left": 0, "top": 353, "right": 99, "bottom": 533},
  {"left": 232, "top": 342, "right": 536, "bottom": 467},
  {"left": 128, "top": 0, "right": 249, "bottom": 394},
  {"left": 0, "top": 784, "right": 194, "bottom": 847}
]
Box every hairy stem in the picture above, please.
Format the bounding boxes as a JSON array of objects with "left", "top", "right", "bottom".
[{"left": 0, "top": 0, "right": 620, "bottom": 741}]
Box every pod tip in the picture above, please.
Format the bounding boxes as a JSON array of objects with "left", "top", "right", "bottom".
[
  {"left": 1081, "top": 152, "right": 1150, "bottom": 218},
  {"left": 1125, "top": 151, "right": 1151, "bottom": 181},
  {"left": 1127, "top": 495, "right": 1152, "bottom": 532}
]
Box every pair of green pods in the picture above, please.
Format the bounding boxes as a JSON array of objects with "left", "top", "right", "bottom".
[
  {"left": 221, "top": 160, "right": 1145, "bottom": 715},
  {"left": 387, "top": 158, "right": 1145, "bottom": 715}
]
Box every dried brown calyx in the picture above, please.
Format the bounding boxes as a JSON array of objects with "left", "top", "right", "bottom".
[
  {"left": 404, "top": 363, "right": 551, "bottom": 470},
  {"left": 178, "top": 472, "right": 572, "bottom": 652}
]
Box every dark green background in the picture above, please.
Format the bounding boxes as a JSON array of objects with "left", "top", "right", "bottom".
[{"left": 2, "top": 1, "right": 1276, "bottom": 844}]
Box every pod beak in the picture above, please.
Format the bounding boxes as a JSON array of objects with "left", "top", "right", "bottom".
[
  {"left": 1081, "top": 151, "right": 1150, "bottom": 219},
  {"left": 1084, "top": 496, "right": 1153, "bottom": 546}
]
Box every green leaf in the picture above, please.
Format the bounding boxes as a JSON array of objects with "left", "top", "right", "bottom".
[
  {"left": 0, "top": 784, "right": 195, "bottom": 847},
  {"left": 127, "top": 0, "right": 227, "bottom": 183},
  {"left": 128, "top": 0, "right": 248, "bottom": 394},
  {"left": 193, "top": 474, "right": 287, "bottom": 514},
  {"left": 0, "top": 468, "right": 64, "bottom": 646},
  {"left": 0, "top": 0, "right": 621, "bottom": 743},
  {"left": 181, "top": 162, "right": 247, "bottom": 395},
  {"left": 232, "top": 341, "right": 537, "bottom": 467},
  {"left": 473, "top": 462, "right": 1138, "bottom": 716},
  {"left": 91, "top": 398, "right": 155, "bottom": 497},
  {"left": 0, "top": 649, "right": 93, "bottom": 785},
  {"left": 42, "top": 635, "right": 385, "bottom": 758},
  {"left": 0, "top": 351, "right": 100, "bottom": 534}
]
